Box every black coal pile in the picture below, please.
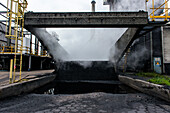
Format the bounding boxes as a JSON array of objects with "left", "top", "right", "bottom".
[{"left": 55, "top": 61, "right": 117, "bottom": 81}]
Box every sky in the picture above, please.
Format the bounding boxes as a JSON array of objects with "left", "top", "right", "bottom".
[{"left": 26, "top": 0, "right": 109, "bottom": 12}]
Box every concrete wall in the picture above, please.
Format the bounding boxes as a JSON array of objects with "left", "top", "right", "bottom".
[
  {"left": 119, "top": 75, "right": 170, "bottom": 102},
  {"left": 120, "top": 27, "right": 164, "bottom": 73},
  {"left": 163, "top": 26, "right": 170, "bottom": 74},
  {"left": 125, "top": 32, "right": 151, "bottom": 72},
  {"left": 0, "top": 74, "right": 56, "bottom": 99}
]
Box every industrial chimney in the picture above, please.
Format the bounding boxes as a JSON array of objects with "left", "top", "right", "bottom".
[{"left": 91, "top": 0, "right": 96, "bottom": 12}]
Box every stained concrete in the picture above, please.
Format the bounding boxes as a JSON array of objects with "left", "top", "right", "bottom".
[
  {"left": 0, "top": 73, "right": 56, "bottom": 99},
  {"left": 24, "top": 11, "right": 148, "bottom": 28},
  {"left": 111, "top": 28, "right": 139, "bottom": 64},
  {"left": 0, "top": 93, "right": 170, "bottom": 113},
  {"left": 0, "top": 70, "right": 54, "bottom": 87},
  {"left": 118, "top": 75, "right": 170, "bottom": 102}
]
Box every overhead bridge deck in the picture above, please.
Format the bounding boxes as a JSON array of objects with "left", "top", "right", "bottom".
[{"left": 24, "top": 11, "right": 148, "bottom": 28}]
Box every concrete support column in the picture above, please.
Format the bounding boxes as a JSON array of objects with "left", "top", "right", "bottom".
[
  {"left": 28, "top": 55, "right": 31, "bottom": 71},
  {"left": 35, "top": 37, "right": 37, "bottom": 54},
  {"left": 40, "top": 59, "right": 43, "bottom": 70},
  {"left": 35, "top": 37, "right": 39, "bottom": 55},
  {"left": 152, "top": 27, "right": 163, "bottom": 74},
  {"left": 37, "top": 40, "right": 39, "bottom": 55},
  {"left": 150, "top": 31, "right": 153, "bottom": 70},
  {"left": 30, "top": 34, "right": 32, "bottom": 54},
  {"left": 161, "top": 26, "right": 165, "bottom": 73},
  {"left": 41, "top": 45, "right": 44, "bottom": 55}
]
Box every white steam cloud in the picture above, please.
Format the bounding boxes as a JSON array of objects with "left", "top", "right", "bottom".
[
  {"left": 28, "top": 28, "right": 69, "bottom": 62},
  {"left": 47, "top": 28, "right": 127, "bottom": 61},
  {"left": 111, "top": 0, "right": 164, "bottom": 15}
]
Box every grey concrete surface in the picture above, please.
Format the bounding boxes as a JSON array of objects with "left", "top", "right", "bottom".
[
  {"left": 111, "top": 28, "right": 139, "bottom": 64},
  {"left": 0, "top": 70, "right": 54, "bottom": 87},
  {"left": 0, "top": 92, "right": 170, "bottom": 113},
  {"left": 24, "top": 11, "right": 148, "bottom": 28},
  {"left": 118, "top": 75, "right": 170, "bottom": 102},
  {"left": 0, "top": 74, "right": 56, "bottom": 99}
]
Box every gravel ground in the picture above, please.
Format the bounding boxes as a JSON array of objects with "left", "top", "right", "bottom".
[{"left": 0, "top": 93, "right": 170, "bottom": 113}]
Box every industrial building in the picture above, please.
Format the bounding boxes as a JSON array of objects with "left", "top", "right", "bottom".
[
  {"left": 0, "top": 0, "right": 169, "bottom": 85},
  {"left": 0, "top": 2, "right": 54, "bottom": 71},
  {"left": 104, "top": 0, "right": 170, "bottom": 74},
  {"left": 0, "top": 1, "right": 169, "bottom": 111},
  {"left": 124, "top": 26, "right": 170, "bottom": 74}
]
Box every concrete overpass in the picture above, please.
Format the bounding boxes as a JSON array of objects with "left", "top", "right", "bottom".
[
  {"left": 24, "top": 11, "right": 149, "bottom": 66},
  {"left": 24, "top": 11, "right": 148, "bottom": 28},
  {"left": 24, "top": 11, "right": 168, "bottom": 70}
]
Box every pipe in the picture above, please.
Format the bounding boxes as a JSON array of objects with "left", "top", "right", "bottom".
[{"left": 91, "top": 0, "right": 96, "bottom": 12}]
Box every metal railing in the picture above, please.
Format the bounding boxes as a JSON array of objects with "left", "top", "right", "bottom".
[
  {"left": 0, "top": 45, "right": 49, "bottom": 56},
  {"left": 5, "top": 0, "right": 28, "bottom": 83},
  {"left": 147, "top": 0, "right": 170, "bottom": 21}
]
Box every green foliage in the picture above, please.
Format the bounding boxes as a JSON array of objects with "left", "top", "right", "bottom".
[
  {"left": 148, "top": 77, "right": 170, "bottom": 86},
  {"left": 136, "top": 72, "right": 170, "bottom": 86}
]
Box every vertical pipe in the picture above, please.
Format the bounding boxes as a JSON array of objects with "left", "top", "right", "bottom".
[
  {"left": 37, "top": 40, "right": 39, "bottom": 55},
  {"left": 145, "top": 0, "right": 147, "bottom": 11},
  {"left": 91, "top": 0, "right": 96, "bottom": 12},
  {"left": 161, "top": 26, "right": 165, "bottom": 73},
  {"left": 13, "top": 0, "right": 19, "bottom": 82},
  {"left": 165, "top": 0, "right": 168, "bottom": 21},
  {"left": 9, "top": 59, "right": 13, "bottom": 83},
  {"left": 35, "top": 37, "right": 37, "bottom": 55},
  {"left": 150, "top": 31, "right": 153, "bottom": 70},
  {"left": 152, "top": 0, "right": 155, "bottom": 21},
  {"left": 28, "top": 55, "right": 31, "bottom": 71},
  {"left": 40, "top": 59, "right": 43, "bottom": 70},
  {"left": 41, "top": 45, "right": 43, "bottom": 55},
  {"left": 7, "top": 0, "right": 13, "bottom": 47},
  {"left": 30, "top": 34, "right": 32, "bottom": 54}
]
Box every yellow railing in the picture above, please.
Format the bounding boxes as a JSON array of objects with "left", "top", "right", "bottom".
[
  {"left": 148, "top": 0, "right": 170, "bottom": 21},
  {"left": 0, "top": 46, "right": 28, "bottom": 54},
  {"left": 5, "top": 0, "right": 28, "bottom": 83},
  {"left": 0, "top": 46, "right": 14, "bottom": 53},
  {"left": 0, "top": 45, "right": 49, "bottom": 56}
]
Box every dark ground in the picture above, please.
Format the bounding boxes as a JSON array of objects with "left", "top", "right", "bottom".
[{"left": 0, "top": 92, "right": 170, "bottom": 113}]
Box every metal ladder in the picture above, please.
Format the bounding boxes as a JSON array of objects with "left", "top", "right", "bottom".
[{"left": 5, "top": 0, "right": 27, "bottom": 83}]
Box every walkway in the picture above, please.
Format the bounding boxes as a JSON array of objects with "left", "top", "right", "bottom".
[{"left": 0, "top": 70, "right": 54, "bottom": 87}]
